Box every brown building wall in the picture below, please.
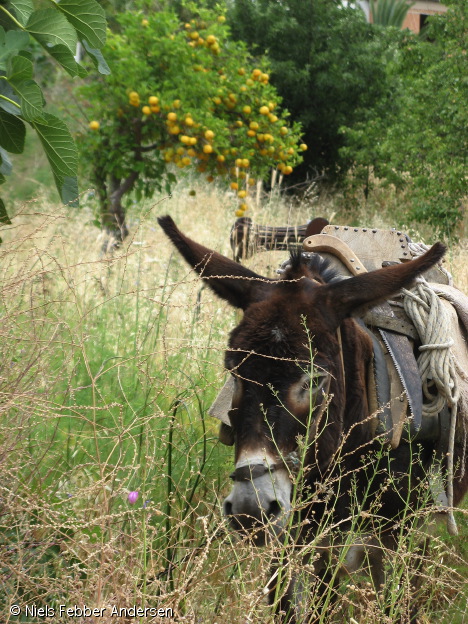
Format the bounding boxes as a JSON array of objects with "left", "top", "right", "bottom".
[
  {"left": 402, "top": 2, "right": 448, "bottom": 34},
  {"left": 403, "top": 13, "right": 422, "bottom": 33}
]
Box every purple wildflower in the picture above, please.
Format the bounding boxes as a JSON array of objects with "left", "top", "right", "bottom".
[{"left": 128, "top": 491, "right": 139, "bottom": 505}]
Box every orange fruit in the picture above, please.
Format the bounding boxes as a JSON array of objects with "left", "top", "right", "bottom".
[
  {"left": 259, "top": 105, "right": 269, "bottom": 115},
  {"left": 142, "top": 106, "right": 151, "bottom": 115},
  {"left": 203, "top": 144, "right": 213, "bottom": 154},
  {"left": 205, "top": 130, "right": 215, "bottom": 140},
  {"left": 89, "top": 120, "right": 100, "bottom": 130}
]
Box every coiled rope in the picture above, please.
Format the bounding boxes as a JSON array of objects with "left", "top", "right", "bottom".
[{"left": 402, "top": 245, "right": 459, "bottom": 535}]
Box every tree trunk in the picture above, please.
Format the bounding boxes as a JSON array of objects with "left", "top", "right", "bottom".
[{"left": 99, "top": 175, "right": 135, "bottom": 247}]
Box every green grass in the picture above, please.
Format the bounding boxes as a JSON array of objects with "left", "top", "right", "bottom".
[{"left": 0, "top": 181, "right": 467, "bottom": 622}]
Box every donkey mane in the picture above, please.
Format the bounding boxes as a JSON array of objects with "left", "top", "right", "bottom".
[{"left": 284, "top": 250, "right": 342, "bottom": 285}]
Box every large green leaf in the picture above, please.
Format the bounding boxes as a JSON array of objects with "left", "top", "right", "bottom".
[
  {"left": 7, "top": 54, "right": 32, "bottom": 82},
  {"left": 0, "top": 73, "right": 21, "bottom": 114},
  {"left": 47, "top": 44, "right": 87, "bottom": 78},
  {"left": 58, "top": 175, "right": 79, "bottom": 206},
  {"left": 8, "top": 0, "right": 34, "bottom": 27},
  {"left": 0, "top": 146, "right": 13, "bottom": 175},
  {"left": 0, "top": 108, "right": 25, "bottom": 153},
  {"left": 82, "top": 39, "right": 110, "bottom": 75},
  {"left": 30, "top": 112, "right": 78, "bottom": 204},
  {"left": 26, "top": 9, "right": 77, "bottom": 55},
  {"left": 6, "top": 55, "right": 45, "bottom": 120},
  {"left": 0, "top": 26, "right": 30, "bottom": 70},
  {"left": 51, "top": 0, "right": 106, "bottom": 50},
  {"left": 0, "top": 196, "right": 12, "bottom": 225},
  {"left": 8, "top": 77, "right": 45, "bottom": 121}
]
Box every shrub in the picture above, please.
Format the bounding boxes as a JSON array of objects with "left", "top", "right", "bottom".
[
  {"left": 340, "top": 0, "right": 468, "bottom": 237},
  {"left": 0, "top": 0, "right": 108, "bottom": 234},
  {"left": 227, "top": 0, "right": 393, "bottom": 184},
  {"left": 77, "top": 2, "right": 305, "bottom": 240}
]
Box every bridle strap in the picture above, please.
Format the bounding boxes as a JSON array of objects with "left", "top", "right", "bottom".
[
  {"left": 230, "top": 463, "right": 281, "bottom": 482},
  {"left": 336, "top": 325, "right": 346, "bottom": 395},
  {"left": 230, "top": 453, "right": 301, "bottom": 482}
]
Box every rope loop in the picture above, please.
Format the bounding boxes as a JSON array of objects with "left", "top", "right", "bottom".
[
  {"left": 402, "top": 276, "right": 459, "bottom": 536},
  {"left": 402, "top": 281, "right": 459, "bottom": 412}
]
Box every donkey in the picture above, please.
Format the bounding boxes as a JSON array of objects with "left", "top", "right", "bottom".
[{"left": 158, "top": 215, "right": 468, "bottom": 622}]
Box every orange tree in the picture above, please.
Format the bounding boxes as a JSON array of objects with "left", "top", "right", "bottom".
[{"left": 77, "top": 3, "right": 305, "bottom": 240}]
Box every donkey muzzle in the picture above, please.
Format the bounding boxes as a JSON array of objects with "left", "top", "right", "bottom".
[{"left": 222, "top": 462, "right": 292, "bottom": 544}]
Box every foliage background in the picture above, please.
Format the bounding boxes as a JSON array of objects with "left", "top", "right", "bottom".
[{"left": 1, "top": 0, "right": 467, "bottom": 621}]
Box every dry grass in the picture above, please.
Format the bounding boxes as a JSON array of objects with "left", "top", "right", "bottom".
[{"left": 0, "top": 178, "right": 467, "bottom": 623}]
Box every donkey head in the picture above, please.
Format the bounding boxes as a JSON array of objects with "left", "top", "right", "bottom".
[{"left": 159, "top": 216, "right": 445, "bottom": 544}]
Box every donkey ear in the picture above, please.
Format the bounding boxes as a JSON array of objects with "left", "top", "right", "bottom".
[
  {"left": 158, "top": 215, "right": 272, "bottom": 310},
  {"left": 321, "top": 242, "right": 446, "bottom": 326}
]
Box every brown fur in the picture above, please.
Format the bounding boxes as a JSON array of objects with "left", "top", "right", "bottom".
[{"left": 159, "top": 216, "right": 466, "bottom": 622}]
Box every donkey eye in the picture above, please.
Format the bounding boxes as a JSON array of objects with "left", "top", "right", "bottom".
[
  {"left": 231, "top": 374, "right": 243, "bottom": 406},
  {"left": 301, "top": 371, "right": 327, "bottom": 393},
  {"left": 289, "top": 371, "right": 329, "bottom": 409}
]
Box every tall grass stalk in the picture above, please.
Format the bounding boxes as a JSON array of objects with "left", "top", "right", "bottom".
[{"left": 0, "top": 182, "right": 466, "bottom": 622}]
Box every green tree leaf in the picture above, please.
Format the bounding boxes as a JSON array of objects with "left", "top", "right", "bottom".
[
  {"left": 7, "top": 54, "right": 33, "bottom": 83},
  {"left": 46, "top": 44, "right": 87, "bottom": 78},
  {"left": 8, "top": 76, "right": 45, "bottom": 121},
  {"left": 0, "top": 146, "right": 13, "bottom": 175},
  {"left": 7, "top": 0, "right": 34, "bottom": 27},
  {"left": 0, "top": 108, "right": 25, "bottom": 153},
  {"left": 0, "top": 73, "right": 21, "bottom": 114},
  {"left": 82, "top": 39, "right": 110, "bottom": 75},
  {"left": 26, "top": 9, "right": 77, "bottom": 55},
  {"left": 51, "top": 0, "right": 106, "bottom": 50},
  {"left": 30, "top": 112, "right": 78, "bottom": 204},
  {"left": 0, "top": 196, "right": 12, "bottom": 225},
  {"left": 59, "top": 175, "right": 79, "bottom": 206},
  {"left": 6, "top": 46, "right": 47, "bottom": 122},
  {"left": 0, "top": 26, "right": 30, "bottom": 70}
]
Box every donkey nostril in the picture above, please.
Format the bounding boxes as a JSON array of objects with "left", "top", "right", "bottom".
[
  {"left": 266, "top": 500, "right": 282, "bottom": 519},
  {"left": 223, "top": 500, "right": 233, "bottom": 517}
]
